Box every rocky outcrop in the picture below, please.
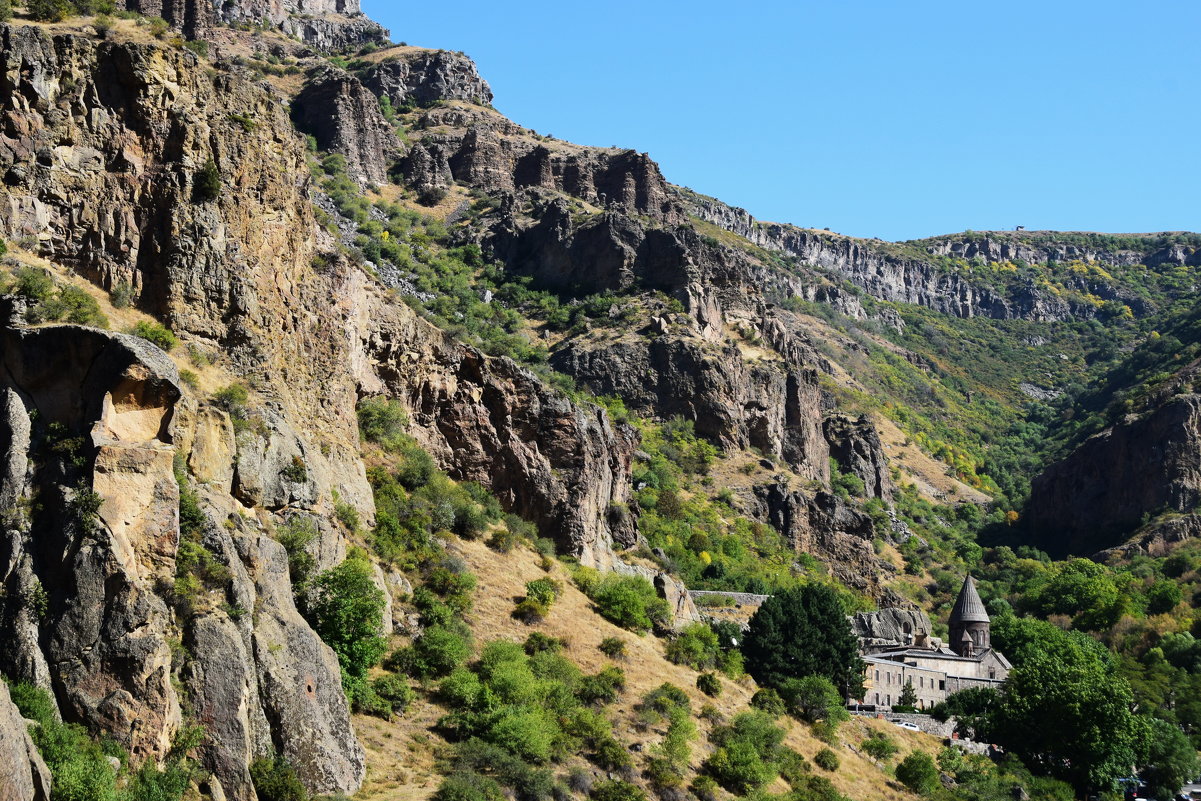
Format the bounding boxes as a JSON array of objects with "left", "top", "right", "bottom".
[
  {"left": 748, "top": 482, "right": 902, "bottom": 605},
  {"left": 293, "top": 67, "right": 400, "bottom": 186},
  {"left": 0, "top": 680, "right": 51, "bottom": 801},
  {"left": 919, "top": 232, "right": 1201, "bottom": 270},
  {"left": 551, "top": 334, "right": 829, "bottom": 481},
  {"left": 363, "top": 50, "right": 493, "bottom": 107},
  {"left": 852, "top": 608, "right": 932, "bottom": 647},
  {"left": 824, "top": 415, "right": 893, "bottom": 500},
  {"left": 120, "top": 0, "right": 211, "bottom": 38},
  {"left": 348, "top": 272, "right": 639, "bottom": 566},
  {"left": 215, "top": 0, "right": 388, "bottom": 51},
  {"left": 1025, "top": 395, "right": 1201, "bottom": 557},
  {"left": 398, "top": 105, "right": 684, "bottom": 225}
]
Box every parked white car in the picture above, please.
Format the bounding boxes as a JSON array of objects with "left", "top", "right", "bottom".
[{"left": 891, "top": 720, "right": 921, "bottom": 732}]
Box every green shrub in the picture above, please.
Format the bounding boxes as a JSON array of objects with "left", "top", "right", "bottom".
[
  {"left": 434, "top": 772, "right": 504, "bottom": 801},
  {"left": 275, "top": 515, "right": 317, "bottom": 596},
  {"left": 10, "top": 267, "right": 54, "bottom": 301},
  {"left": 779, "top": 675, "right": 848, "bottom": 724},
  {"left": 696, "top": 672, "right": 722, "bottom": 697},
  {"left": 895, "top": 751, "right": 939, "bottom": 794},
  {"left": 813, "top": 747, "right": 839, "bottom": 772},
  {"left": 131, "top": 320, "right": 177, "bottom": 351},
  {"left": 589, "top": 780, "right": 646, "bottom": 801},
  {"left": 395, "top": 623, "right": 472, "bottom": 678},
  {"left": 577, "top": 665, "right": 625, "bottom": 705},
  {"left": 777, "top": 747, "right": 810, "bottom": 786},
  {"left": 665, "top": 622, "right": 721, "bottom": 669},
  {"left": 26, "top": 0, "right": 70, "bottom": 21},
  {"left": 250, "top": 754, "right": 308, "bottom": 801},
  {"left": 194, "top": 159, "right": 221, "bottom": 202},
  {"left": 486, "top": 706, "right": 556, "bottom": 762},
  {"left": 598, "top": 636, "right": 627, "bottom": 659},
  {"left": 750, "top": 688, "right": 787, "bottom": 717},
  {"left": 41, "top": 285, "right": 108, "bottom": 327},
  {"left": 524, "top": 632, "right": 565, "bottom": 654},
  {"left": 212, "top": 383, "right": 251, "bottom": 430},
  {"left": 372, "top": 673, "right": 415, "bottom": 717},
  {"left": 587, "top": 574, "right": 670, "bottom": 633},
  {"left": 861, "top": 731, "right": 899, "bottom": 762},
  {"left": 689, "top": 775, "right": 718, "bottom": 801},
  {"left": 305, "top": 554, "right": 388, "bottom": 682},
  {"left": 8, "top": 682, "right": 126, "bottom": 801},
  {"left": 357, "top": 397, "right": 409, "bottom": 450},
  {"left": 525, "top": 577, "right": 561, "bottom": 606}
]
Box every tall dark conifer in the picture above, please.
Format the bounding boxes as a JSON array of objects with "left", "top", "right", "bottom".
[{"left": 740, "top": 584, "right": 864, "bottom": 697}]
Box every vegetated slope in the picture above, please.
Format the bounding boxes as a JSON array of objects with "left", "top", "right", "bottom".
[{"left": 353, "top": 536, "right": 933, "bottom": 801}]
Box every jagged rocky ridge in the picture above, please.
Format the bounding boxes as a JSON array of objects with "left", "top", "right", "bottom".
[{"left": 684, "top": 191, "right": 1199, "bottom": 322}]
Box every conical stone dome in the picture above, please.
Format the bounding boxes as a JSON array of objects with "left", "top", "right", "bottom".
[{"left": 950, "top": 575, "right": 989, "bottom": 625}]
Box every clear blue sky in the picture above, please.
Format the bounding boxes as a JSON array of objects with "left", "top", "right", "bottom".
[{"left": 362, "top": 0, "right": 1200, "bottom": 242}]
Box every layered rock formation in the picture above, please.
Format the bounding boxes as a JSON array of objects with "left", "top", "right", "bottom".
[
  {"left": 551, "top": 334, "right": 830, "bottom": 481},
  {"left": 1025, "top": 395, "right": 1201, "bottom": 557}
]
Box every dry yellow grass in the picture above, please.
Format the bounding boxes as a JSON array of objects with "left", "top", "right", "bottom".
[{"left": 354, "top": 537, "right": 939, "bottom": 801}]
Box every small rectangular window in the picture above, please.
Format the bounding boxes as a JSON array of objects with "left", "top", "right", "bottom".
[{"left": 939, "top": 680, "right": 945, "bottom": 691}]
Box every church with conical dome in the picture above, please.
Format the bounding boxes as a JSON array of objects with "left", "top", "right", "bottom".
[{"left": 850, "top": 576, "right": 1012, "bottom": 710}]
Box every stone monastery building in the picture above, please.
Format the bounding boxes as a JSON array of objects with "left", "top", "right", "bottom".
[{"left": 852, "top": 576, "right": 1011, "bottom": 710}]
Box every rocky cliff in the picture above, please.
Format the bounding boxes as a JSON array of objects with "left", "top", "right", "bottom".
[
  {"left": 1024, "top": 394, "right": 1201, "bottom": 557},
  {"left": 683, "top": 191, "right": 1194, "bottom": 322}
]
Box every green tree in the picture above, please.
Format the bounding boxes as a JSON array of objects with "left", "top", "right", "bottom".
[
  {"left": 992, "top": 626, "right": 1146, "bottom": 794},
  {"left": 1142, "top": 718, "right": 1200, "bottom": 801},
  {"left": 897, "top": 678, "right": 919, "bottom": 709},
  {"left": 895, "top": 751, "right": 940, "bottom": 795},
  {"left": 26, "top": 0, "right": 69, "bottom": 21},
  {"left": 741, "top": 584, "right": 864, "bottom": 697},
  {"left": 306, "top": 553, "right": 388, "bottom": 682},
  {"left": 779, "top": 675, "right": 847, "bottom": 724}
]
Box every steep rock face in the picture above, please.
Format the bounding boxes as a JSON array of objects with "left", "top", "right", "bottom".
[
  {"left": 749, "top": 482, "right": 901, "bottom": 604},
  {"left": 0, "top": 324, "right": 364, "bottom": 798},
  {"left": 1025, "top": 395, "right": 1201, "bottom": 557},
  {"left": 920, "top": 233, "right": 1201, "bottom": 270},
  {"left": 347, "top": 273, "right": 639, "bottom": 566},
  {"left": 0, "top": 680, "right": 51, "bottom": 801},
  {"left": 551, "top": 334, "right": 829, "bottom": 482},
  {"left": 824, "top": 415, "right": 893, "bottom": 500},
  {"left": 293, "top": 67, "right": 400, "bottom": 186},
  {"left": 0, "top": 25, "right": 374, "bottom": 520},
  {"left": 363, "top": 50, "right": 493, "bottom": 107},
  {"left": 215, "top": 0, "right": 388, "bottom": 50}
]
